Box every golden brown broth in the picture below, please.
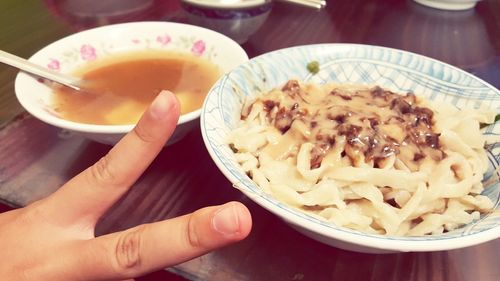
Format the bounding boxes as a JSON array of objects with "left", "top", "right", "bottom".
[{"left": 51, "top": 51, "right": 221, "bottom": 125}]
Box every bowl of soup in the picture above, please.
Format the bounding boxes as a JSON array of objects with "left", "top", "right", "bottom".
[{"left": 15, "top": 21, "right": 248, "bottom": 145}]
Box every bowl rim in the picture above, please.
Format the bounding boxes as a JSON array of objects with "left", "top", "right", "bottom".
[
  {"left": 200, "top": 43, "right": 500, "bottom": 252},
  {"left": 15, "top": 21, "right": 248, "bottom": 134},
  {"left": 181, "top": 0, "right": 270, "bottom": 9}
]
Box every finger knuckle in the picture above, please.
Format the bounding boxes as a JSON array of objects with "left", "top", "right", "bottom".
[
  {"left": 133, "top": 124, "right": 156, "bottom": 144},
  {"left": 88, "top": 156, "right": 117, "bottom": 186},
  {"left": 186, "top": 214, "right": 202, "bottom": 249},
  {"left": 112, "top": 225, "right": 147, "bottom": 274}
]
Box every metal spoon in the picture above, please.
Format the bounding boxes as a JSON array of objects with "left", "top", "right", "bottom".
[
  {"left": 278, "top": 0, "right": 326, "bottom": 9},
  {"left": 0, "top": 49, "right": 83, "bottom": 91}
]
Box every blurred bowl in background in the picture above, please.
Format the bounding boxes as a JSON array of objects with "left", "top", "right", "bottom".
[
  {"left": 181, "top": 0, "right": 273, "bottom": 44},
  {"left": 53, "top": 0, "right": 155, "bottom": 17},
  {"left": 413, "top": 0, "right": 482, "bottom": 10},
  {"left": 44, "top": 0, "right": 181, "bottom": 30}
]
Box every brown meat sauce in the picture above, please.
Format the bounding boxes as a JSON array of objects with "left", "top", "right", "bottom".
[{"left": 242, "top": 80, "right": 444, "bottom": 170}]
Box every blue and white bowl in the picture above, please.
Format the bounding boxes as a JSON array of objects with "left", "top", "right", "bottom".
[{"left": 201, "top": 44, "right": 500, "bottom": 253}]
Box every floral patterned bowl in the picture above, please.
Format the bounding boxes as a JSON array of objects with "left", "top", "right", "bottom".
[{"left": 15, "top": 21, "right": 248, "bottom": 145}]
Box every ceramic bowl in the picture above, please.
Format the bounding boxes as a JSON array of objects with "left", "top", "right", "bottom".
[
  {"left": 201, "top": 44, "right": 500, "bottom": 253},
  {"left": 413, "top": 0, "right": 482, "bottom": 10},
  {"left": 15, "top": 21, "right": 248, "bottom": 145},
  {"left": 181, "top": 0, "right": 273, "bottom": 44}
]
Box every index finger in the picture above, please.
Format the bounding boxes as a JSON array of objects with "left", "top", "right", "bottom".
[{"left": 42, "top": 90, "right": 180, "bottom": 225}]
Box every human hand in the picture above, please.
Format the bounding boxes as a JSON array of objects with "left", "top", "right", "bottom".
[{"left": 0, "top": 91, "right": 252, "bottom": 280}]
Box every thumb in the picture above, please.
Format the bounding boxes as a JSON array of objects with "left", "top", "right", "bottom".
[{"left": 70, "top": 202, "right": 252, "bottom": 280}]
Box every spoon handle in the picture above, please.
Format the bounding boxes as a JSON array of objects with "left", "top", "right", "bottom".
[
  {"left": 0, "top": 50, "right": 81, "bottom": 90},
  {"left": 277, "top": 0, "right": 326, "bottom": 9}
]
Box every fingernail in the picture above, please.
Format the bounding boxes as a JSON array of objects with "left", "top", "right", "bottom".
[
  {"left": 150, "top": 90, "right": 174, "bottom": 120},
  {"left": 212, "top": 203, "right": 241, "bottom": 237}
]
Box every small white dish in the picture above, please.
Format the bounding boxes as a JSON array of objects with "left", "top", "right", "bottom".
[
  {"left": 182, "top": 0, "right": 268, "bottom": 9},
  {"left": 15, "top": 21, "right": 248, "bottom": 145},
  {"left": 201, "top": 43, "right": 500, "bottom": 253},
  {"left": 413, "top": 0, "right": 481, "bottom": 10}
]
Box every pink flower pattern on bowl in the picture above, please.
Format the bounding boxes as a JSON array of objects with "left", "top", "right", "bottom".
[
  {"left": 191, "top": 40, "right": 206, "bottom": 56},
  {"left": 49, "top": 35, "right": 216, "bottom": 70},
  {"left": 80, "top": 44, "right": 97, "bottom": 61},
  {"left": 47, "top": 59, "right": 60, "bottom": 71},
  {"left": 15, "top": 22, "right": 246, "bottom": 148},
  {"left": 156, "top": 34, "right": 172, "bottom": 46}
]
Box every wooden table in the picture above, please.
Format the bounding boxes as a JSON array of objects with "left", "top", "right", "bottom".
[{"left": 1, "top": 0, "right": 499, "bottom": 280}]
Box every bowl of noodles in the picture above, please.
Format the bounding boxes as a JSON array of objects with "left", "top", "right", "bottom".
[{"left": 200, "top": 44, "right": 500, "bottom": 253}]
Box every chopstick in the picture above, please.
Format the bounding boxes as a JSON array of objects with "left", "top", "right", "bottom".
[{"left": 278, "top": 0, "right": 327, "bottom": 9}]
